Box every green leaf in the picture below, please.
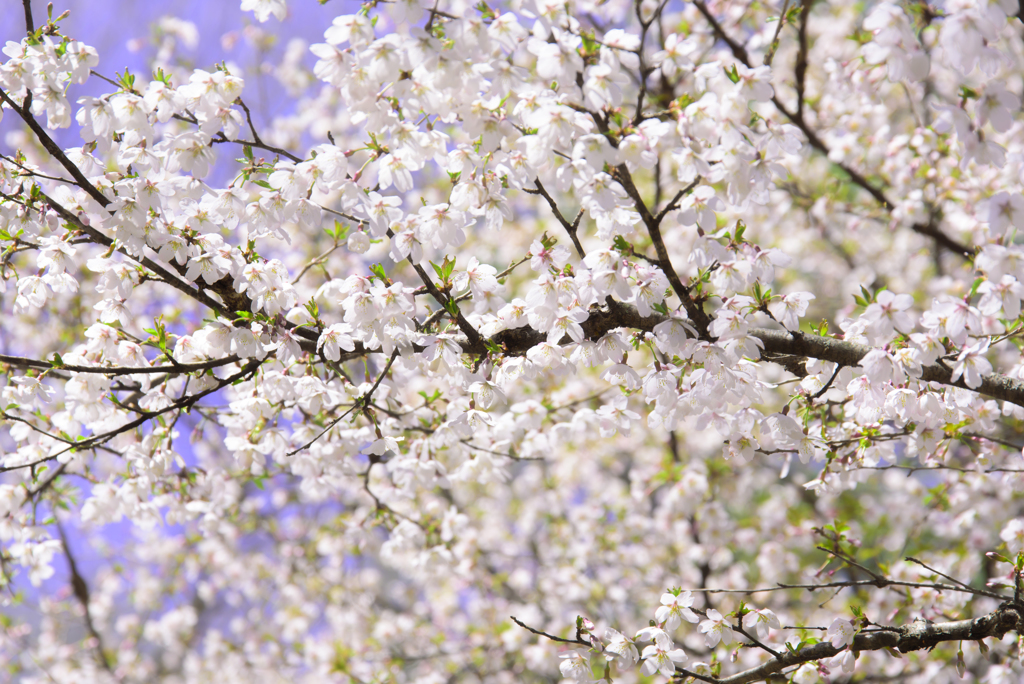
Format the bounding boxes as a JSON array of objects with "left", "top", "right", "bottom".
[
  {"left": 968, "top": 276, "right": 985, "bottom": 299},
  {"left": 430, "top": 256, "right": 456, "bottom": 285},
  {"left": 117, "top": 67, "right": 136, "bottom": 92},
  {"left": 734, "top": 220, "right": 746, "bottom": 241},
  {"left": 369, "top": 263, "right": 390, "bottom": 284},
  {"left": 612, "top": 235, "right": 632, "bottom": 254},
  {"left": 304, "top": 298, "right": 320, "bottom": 322}
]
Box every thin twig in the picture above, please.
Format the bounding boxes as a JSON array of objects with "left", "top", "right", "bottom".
[
  {"left": 763, "top": 0, "right": 792, "bottom": 67},
  {"left": 286, "top": 351, "right": 398, "bottom": 457},
  {"left": 526, "top": 179, "right": 586, "bottom": 258},
  {"left": 733, "top": 623, "right": 782, "bottom": 658},
  {"left": 509, "top": 616, "right": 590, "bottom": 645},
  {"left": 904, "top": 557, "right": 976, "bottom": 592},
  {"left": 809, "top": 364, "right": 841, "bottom": 400}
]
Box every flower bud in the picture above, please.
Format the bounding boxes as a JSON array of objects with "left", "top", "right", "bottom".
[{"left": 348, "top": 230, "right": 370, "bottom": 254}]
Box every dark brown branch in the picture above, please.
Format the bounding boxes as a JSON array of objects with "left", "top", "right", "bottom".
[
  {"left": 0, "top": 86, "right": 111, "bottom": 209},
  {"left": 567, "top": 99, "right": 713, "bottom": 337},
  {"left": 655, "top": 178, "right": 700, "bottom": 224},
  {"left": 73, "top": 359, "right": 263, "bottom": 450},
  {"left": 692, "top": 0, "right": 751, "bottom": 64},
  {"left": 795, "top": 0, "right": 814, "bottom": 120},
  {"left": 384, "top": 229, "right": 483, "bottom": 348},
  {"left": 912, "top": 218, "right": 974, "bottom": 259},
  {"left": 286, "top": 350, "right": 398, "bottom": 457},
  {"left": 677, "top": 575, "right": 1007, "bottom": 600},
  {"left": 287, "top": 292, "right": 1024, "bottom": 408},
  {"left": 34, "top": 190, "right": 242, "bottom": 318},
  {"left": 509, "top": 616, "right": 590, "bottom": 646},
  {"left": 23, "top": 360, "right": 264, "bottom": 497},
  {"left": 22, "top": 0, "right": 34, "bottom": 34},
  {"left": 632, "top": 0, "right": 671, "bottom": 126},
  {"left": 859, "top": 463, "right": 1024, "bottom": 475},
  {"left": 32, "top": 189, "right": 317, "bottom": 350},
  {"left": 526, "top": 179, "right": 586, "bottom": 258},
  {"left": 505, "top": 301, "right": 1024, "bottom": 406},
  {"left": 904, "top": 557, "right": 978, "bottom": 593},
  {"left": 754, "top": 327, "right": 1024, "bottom": 407},
  {"left": 328, "top": 299, "right": 1024, "bottom": 407},
  {"left": 54, "top": 517, "right": 115, "bottom": 675},
  {"left": 809, "top": 363, "right": 841, "bottom": 400},
  {"left": 609, "top": 163, "right": 712, "bottom": 337},
  {"left": 0, "top": 84, "right": 321, "bottom": 349},
  {"left": 816, "top": 544, "right": 888, "bottom": 584},
  {"left": 210, "top": 131, "right": 302, "bottom": 164},
  {"left": 0, "top": 353, "right": 241, "bottom": 375},
  {"left": 698, "top": 605, "right": 1022, "bottom": 684},
  {"left": 0, "top": 152, "right": 74, "bottom": 184},
  {"left": 233, "top": 97, "right": 303, "bottom": 163},
  {"left": 733, "top": 623, "right": 782, "bottom": 659}
]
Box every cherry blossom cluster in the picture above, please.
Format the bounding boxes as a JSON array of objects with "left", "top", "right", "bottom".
[{"left": 2, "top": 0, "right": 1024, "bottom": 682}]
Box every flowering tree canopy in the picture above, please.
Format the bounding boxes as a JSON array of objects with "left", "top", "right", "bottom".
[{"left": 4, "top": 0, "right": 1024, "bottom": 681}]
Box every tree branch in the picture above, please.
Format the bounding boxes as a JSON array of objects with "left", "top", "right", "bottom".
[
  {"left": 762, "top": 0, "right": 792, "bottom": 68},
  {"left": 509, "top": 615, "right": 591, "bottom": 646},
  {"left": 54, "top": 517, "right": 115, "bottom": 676},
  {"left": 690, "top": 1, "right": 974, "bottom": 261},
  {"left": 753, "top": 327, "right": 1024, "bottom": 407},
  {"left": 526, "top": 179, "right": 587, "bottom": 258},
  {"left": 795, "top": 0, "right": 813, "bottom": 120},
  {"left": 22, "top": 0, "right": 34, "bottom": 35},
  {"left": 326, "top": 300, "right": 1024, "bottom": 407},
  {"left": 0, "top": 353, "right": 241, "bottom": 375},
  {"left": 232, "top": 97, "right": 303, "bottom": 163},
  {"left": 694, "top": 605, "right": 1022, "bottom": 684},
  {"left": 0, "top": 86, "right": 112, "bottom": 209},
  {"left": 20, "top": 359, "right": 264, "bottom": 500}
]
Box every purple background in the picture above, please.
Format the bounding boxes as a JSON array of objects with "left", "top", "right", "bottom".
[
  {"left": 1, "top": 0, "right": 367, "bottom": 653},
  {"left": 1, "top": 0, "right": 360, "bottom": 147}
]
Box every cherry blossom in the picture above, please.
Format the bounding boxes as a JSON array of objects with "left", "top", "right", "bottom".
[
  {"left": 639, "top": 640, "right": 687, "bottom": 678},
  {"left": 655, "top": 590, "right": 700, "bottom": 631},
  {"left": 742, "top": 608, "right": 781, "bottom": 640},
  {"left": 951, "top": 338, "right": 994, "bottom": 389},
  {"left": 698, "top": 609, "right": 735, "bottom": 648},
  {"left": 827, "top": 618, "right": 856, "bottom": 649},
  {"left": 1000, "top": 519, "right": 1024, "bottom": 555},
  {"left": 2, "top": 0, "right": 1024, "bottom": 681}
]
